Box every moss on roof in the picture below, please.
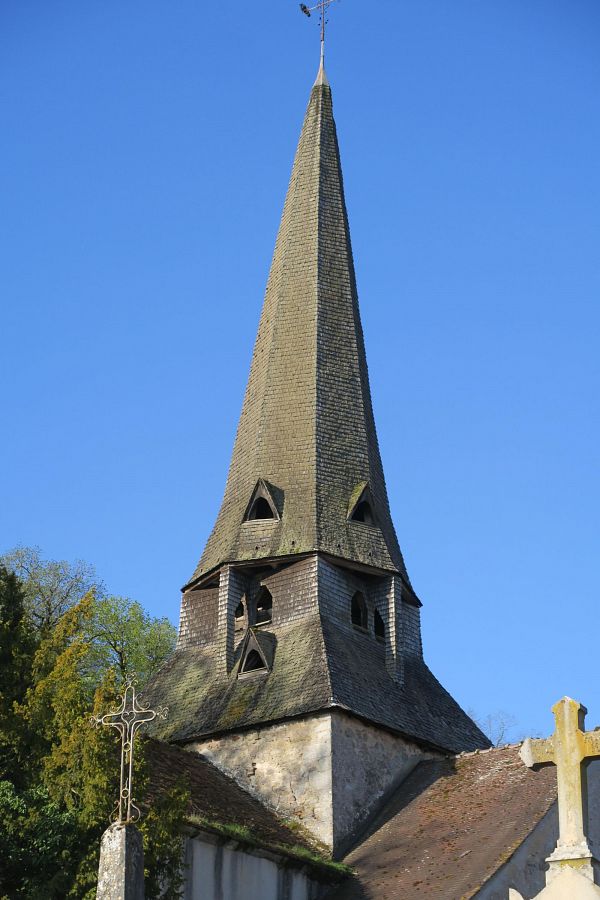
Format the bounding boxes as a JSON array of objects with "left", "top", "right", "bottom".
[{"left": 187, "top": 79, "right": 408, "bottom": 587}]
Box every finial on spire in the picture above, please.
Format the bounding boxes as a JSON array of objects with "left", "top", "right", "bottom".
[{"left": 299, "top": 0, "right": 337, "bottom": 81}]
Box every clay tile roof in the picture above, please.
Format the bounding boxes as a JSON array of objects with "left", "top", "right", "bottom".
[
  {"left": 143, "top": 737, "right": 314, "bottom": 852},
  {"left": 326, "top": 746, "right": 558, "bottom": 899}
]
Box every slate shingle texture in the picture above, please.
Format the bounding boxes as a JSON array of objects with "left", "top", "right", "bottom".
[
  {"left": 143, "top": 614, "right": 488, "bottom": 754},
  {"left": 146, "top": 75, "right": 490, "bottom": 759},
  {"left": 189, "top": 78, "right": 407, "bottom": 585}
]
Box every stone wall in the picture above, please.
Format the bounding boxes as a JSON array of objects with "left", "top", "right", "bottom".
[
  {"left": 189, "top": 709, "right": 432, "bottom": 853},
  {"left": 189, "top": 714, "right": 333, "bottom": 847},
  {"left": 182, "top": 833, "right": 322, "bottom": 900},
  {"left": 330, "top": 709, "right": 433, "bottom": 852}
]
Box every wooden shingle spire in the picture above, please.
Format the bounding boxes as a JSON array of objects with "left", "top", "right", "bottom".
[{"left": 188, "top": 74, "right": 407, "bottom": 586}]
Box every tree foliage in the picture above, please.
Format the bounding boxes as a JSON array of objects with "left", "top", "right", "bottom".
[
  {"left": 0, "top": 550, "right": 184, "bottom": 900},
  {"left": 0, "top": 545, "right": 104, "bottom": 634},
  {"left": 85, "top": 595, "right": 177, "bottom": 685},
  {"left": 0, "top": 566, "right": 36, "bottom": 785}
]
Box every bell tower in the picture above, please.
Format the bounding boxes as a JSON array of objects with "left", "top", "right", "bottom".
[{"left": 147, "top": 64, "right": 489, "bottom": 855}]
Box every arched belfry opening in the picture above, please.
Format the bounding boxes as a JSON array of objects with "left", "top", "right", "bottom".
[
  {"left": 255, "top": 586, "right": 273, "bottom": 625},
  {"left": 234, "top": 599, "right": 246, "bottom": 632},
  {"left": 351, "top": 591, "right": 368, "bottom": 630},
  {"left": 243, "top": 479, "right": 280, "bottom": 522}
]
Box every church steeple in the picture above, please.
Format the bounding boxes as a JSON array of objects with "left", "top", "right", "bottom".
[
  {"left": 146, "top": 68, "right": 489, "bottom": 856},
  {"left": 188, "top": 73, "right": 407, "bottom": 587}
]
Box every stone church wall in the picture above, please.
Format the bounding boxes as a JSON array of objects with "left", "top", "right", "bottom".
[
  {"left": 189, "top": 713, "right": 334, "bottom": 847},
  {"left": 182, "top": 833, "right": 322, "bottom": 900},
  {"left": 330, "top": 709, "right": 434, "bottom": 852},
  {"left": 189, "top": 709, "right": 434, "bottom": 853}
]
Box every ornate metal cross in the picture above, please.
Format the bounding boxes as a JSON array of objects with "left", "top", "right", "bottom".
[
  {"left": 300, "top": 0, "right": 338, "bottom": 68},
  {"left": 521, "top": 697, "right": 600, "bottom": 871},
  {"left": 92, "top": 674, "right": 167, "bottom": 825}
]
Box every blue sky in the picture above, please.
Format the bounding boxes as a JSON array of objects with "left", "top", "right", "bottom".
[{"left": 1, "top": 0, "right": 599, "bottom": 740}]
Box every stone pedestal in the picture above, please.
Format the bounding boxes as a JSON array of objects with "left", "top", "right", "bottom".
[
  {"left": 97, "top": 824, "right": 144, "bottom": 900},
  {"left": 546, "top": 840, "right": 598, "bottom": 884},
  {"left": 509, "top": 865, "right": 600, "bottom": 899}
]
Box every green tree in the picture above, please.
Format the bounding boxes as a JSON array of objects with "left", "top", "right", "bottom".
[
  {"left": 85, "top": 595, "right": 177, "bottom": 685},
  {"left": 0, "top": 557, "right": 183, "bottom": 900},
  {"left": 0, "top": 545, "right": 104, "bottom": 634},
  {"left": 0, "top": 566, "right": 37, "bottom": 785}
]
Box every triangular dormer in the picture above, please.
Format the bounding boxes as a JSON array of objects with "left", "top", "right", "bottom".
[
  {"left": 243, "top": 479, "right": 281, "bottom": 523},
  {"left": 237, "top": 628, "right": 271, "bottom": 679},
  {"left": 348, "top": 482, "right": 377, "bottom": 526}
]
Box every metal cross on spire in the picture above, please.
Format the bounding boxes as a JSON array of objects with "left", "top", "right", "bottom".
[
  {"left": 300, "top": 0, "right": 338, "bottom": 70},
  {"left": 91, "top": 674, "right": 168, "bottom": 825}
]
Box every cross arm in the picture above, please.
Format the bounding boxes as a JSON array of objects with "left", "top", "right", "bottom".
[
  {"left": 583, "top": 729, "right": 600, "bottom": 760},
  {"left": 521, "top": 736, "right": 554, "bottom": 768}
]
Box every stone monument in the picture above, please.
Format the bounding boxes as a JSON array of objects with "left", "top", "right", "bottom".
[{"left": 510, "top": 697, "right": 600, "bottom": 899}]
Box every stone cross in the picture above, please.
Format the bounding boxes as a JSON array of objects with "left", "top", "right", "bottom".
[
  {"left": 521, "top": 697, "right": 600, "bottom": 880},
  {"left": 92, "top": 674, "right": 167, "bottom": 825}
]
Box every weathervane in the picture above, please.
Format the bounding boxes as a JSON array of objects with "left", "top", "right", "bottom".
[
  {"left": 91, "top": 673, "right": 168, "bottom": 825},
  {"left": 300, "top": 0, "right": 338, "bottom": 68}
]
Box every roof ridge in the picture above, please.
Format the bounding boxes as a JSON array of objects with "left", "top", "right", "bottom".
[{"left": 453, "top": 741, "right": 525, "bottom": 759}]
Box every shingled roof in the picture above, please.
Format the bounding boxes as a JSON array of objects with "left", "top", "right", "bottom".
[
  {"left": 143, "top": 737, "right": 312, "bottom": 852},
  {"left": 143, "top": 618, "right": 488, "bottom": 754},
  {"left": 325, "top": 746, "right": 558, "bottom": 899},
  {"left": 143, "top": 738, "right": 346, "bottom": 885},
  {"left": 188, "top": 73, "right": 407, "bottom": 585}
]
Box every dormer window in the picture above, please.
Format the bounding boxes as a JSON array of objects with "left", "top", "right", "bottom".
[
  {"left": 238, "top": 632, "right": 270, "bottom": 678},
  {"left": 241, "top": 649, "right": 266, "bottom": 673},
  {"left": 374, "top": 609, "right": 385, "bottom": 642},
  {"left": 351, "top": 500, "right": 374, "bottom": 524},
  {"left": 351, "top": 591, "right": 368, "bottom": 630},
  {"left": 255, "top": 587, "right": 272, "bottom": 625},
  {"left": 348, "top": 482, "right": 377, "bottom": 525},
  {"left": 243, "top": 480, "right": 280, "bottom": 522},
  {"left": 248, "top": 497, "right": 274, "bottom": 520}
]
